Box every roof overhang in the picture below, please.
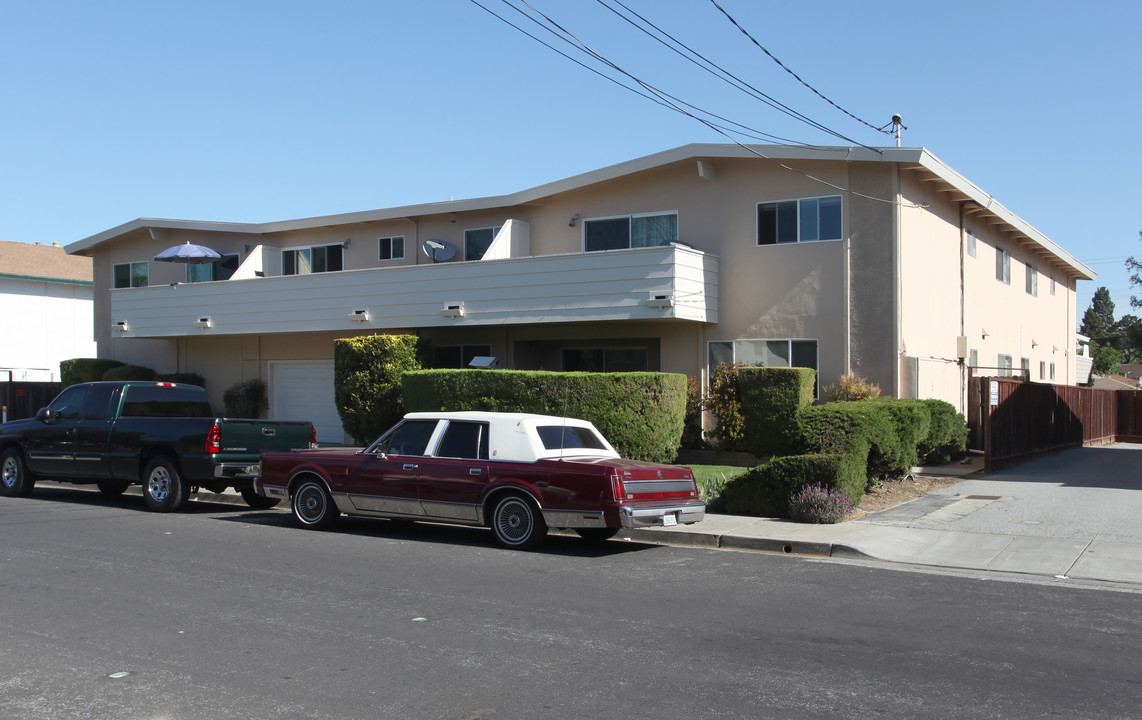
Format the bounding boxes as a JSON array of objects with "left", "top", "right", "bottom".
[{"left": 65, "top": 143, "right": 1094, "bottom": 281}]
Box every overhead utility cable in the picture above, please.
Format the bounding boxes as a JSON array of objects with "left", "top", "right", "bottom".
[{"left": 708, "top": 0, "right": 893, "bottom": 137}]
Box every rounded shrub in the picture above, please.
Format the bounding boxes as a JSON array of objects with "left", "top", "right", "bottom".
[{"left": 787, "top": 482, "right": 854, "bottom": 524}]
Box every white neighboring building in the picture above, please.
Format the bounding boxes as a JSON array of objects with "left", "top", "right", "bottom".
[{"left": 0, "top": 240, "right": 96, "bottom": 381}]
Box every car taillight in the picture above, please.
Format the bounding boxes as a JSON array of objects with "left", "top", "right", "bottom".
[
  {"left": 310, "top": 426, "right": 318, "bottom": 449},
  {"left": 205, "top": 423, "right": 222, "bottom": 454},
  {"left": 609, "top": 473, "right": 624, "bottom": 501}
]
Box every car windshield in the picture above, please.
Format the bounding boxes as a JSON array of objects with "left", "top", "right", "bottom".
[{"left": 536, "top": 425, "right": 608, "bottom": 452}]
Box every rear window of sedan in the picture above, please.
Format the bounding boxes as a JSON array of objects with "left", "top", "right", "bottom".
[{"left": 536, "top": 425, "right": 609, "bottom": 451}]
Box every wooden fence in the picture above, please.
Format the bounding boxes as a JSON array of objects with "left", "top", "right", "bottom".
[
  {"left": 969, "top": 376, "right": 1142, "bottom": 471},
  {"left": 0, "top": 382, "right": 61, "bottom": 422}
]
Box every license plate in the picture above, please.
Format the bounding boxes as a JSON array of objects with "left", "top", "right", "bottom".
[{"left": 662, "top": 513, "right": 678, "bottom": 527}]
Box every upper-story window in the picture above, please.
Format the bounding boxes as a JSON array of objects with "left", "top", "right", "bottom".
[
  {"left": 464, "top": 227, "right": 501, "bottom": 261},
  {"left": 379, "top": 236, "right": 405, "bottom": 261},
  {"left": 1050, "top": 276, "right": 1057, "bottom": 296},
  {"left": 283, "top": 244, "right": 343, "bottom": 275},
  {"left": 967, "top": 230, "right": 977, "bottom": 257},
  {"left": 1025, "top": 264, "right": 1038, "bottom": 296},
  {"left": 113, "top": 261, "right": 148, "bottom": 288},
  {"left": 187, "top": 254, "right": 239, "bottom": 283},
  {"left": 584, "top": 212, "right": 677, "bottom": 252},
  {"left": 757, "top": 196, "right": 841, "bottom": 245},
  {"left": 995, "top": 247, "right": 1011, "bottom": 284}
]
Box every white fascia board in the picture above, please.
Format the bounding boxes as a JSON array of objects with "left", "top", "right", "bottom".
[{"left": 66, "top": 144, "right": 1093, "bottom": 282}]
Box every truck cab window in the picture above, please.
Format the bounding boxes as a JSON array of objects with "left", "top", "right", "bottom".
[{"left": 48, "top": 385, "right": 91, "bottom": 421}]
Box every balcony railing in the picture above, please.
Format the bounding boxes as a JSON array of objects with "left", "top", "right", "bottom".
[{"left": 110, "top": 244, "right": 718, "bottom": 338}]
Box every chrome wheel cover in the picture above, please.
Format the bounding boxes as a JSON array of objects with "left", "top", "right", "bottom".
[
  {"left": 494, "top": 497, "right": 533, "bottom": 545},
  {"left": 1, "top": 457, "right": 17, "bottom": 489},
  {"left": 147, "top": 466, "right": 171, "bottom": 502},
  {"left": 294, "top": 483, "right": 327, "bottom": 524}
]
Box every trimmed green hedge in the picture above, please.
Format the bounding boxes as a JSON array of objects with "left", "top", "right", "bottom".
[
  {"left": 334, "top": 335, "right": 431, "bottom": 445},
  {"left": 919, "top": 398, "right": 969, "bottom": 463},
  {"left": 738, "top": 366, "right": 816, "bottom": 457},
  {"left": 223, "top": 378, "right": 267, "bottom": 418},
  {"left": 720, "top": 453, "right": 862, "bottom": 517},
  {"left": 863, "top": 398, "right": 932, "bottom": 476},
  {"left": 402, "top": 369, "right": 686, "bottom": 463},
  {"left": 60, "top": 358, "right": 124, "bottom": 387},
  {"left": 102, "top": 364, "right": 156, "bottom": 382}
]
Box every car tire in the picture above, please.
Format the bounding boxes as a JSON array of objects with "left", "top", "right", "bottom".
[
  {"left": 97, "top": 480, "right": 131, "bottom": 497},
  {"left": 489, "top": 493, "right": 547, "bottom": 550},
  {"left": 141, "top": 457, "right": 188, "bottom": 512},
  {"left": 0, "top": 448, "right": 35, "bottom": 498},
  {"left": 574, "top": 527, "right": 619, "bottom": 543},
  {"left": 291, "top": 479, "right": 339, "bottom": 529},
  {"left": 241, "top": 488, "right": 281, "bottom": 510}
]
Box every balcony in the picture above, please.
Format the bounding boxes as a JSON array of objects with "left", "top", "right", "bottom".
[{"left": 110, "top": 244, "right": 719, "bottom": 338}]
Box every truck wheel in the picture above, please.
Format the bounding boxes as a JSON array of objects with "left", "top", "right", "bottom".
[
  {"left": 489, "top": 493, "right": 547, "bottom": 550},
  {"left": 1, "top": 448, "right": 35, "bottom": 498},
  {"left": 97, "top": 480, "right": 131, "bottom": 497},
  {"left": 241, "top": 488, "right": 281, "bottom": 510},
  {"left": 574, "top": 528, "right": 619, "bottom": 543},
  {"left": 291, "top": 479, "right": 338, "bottom": 529},
  {"left": 141, "top": 457, "right": 188, "bottom": 512}
]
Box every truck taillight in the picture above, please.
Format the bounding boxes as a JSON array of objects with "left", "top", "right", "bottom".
[
  {"left": 310, "top": 426, "right": 318, "bottom": 449},
  {"left": 609, "top": 473, "right": 625, "bottom": 501},
  {"left": 205, "top": 423, "right": 222, "bottom": 454}
]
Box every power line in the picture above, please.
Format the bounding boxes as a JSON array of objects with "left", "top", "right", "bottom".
[
  {"left": 473, "top": 0, "right": 925, "bottom": 208},
  {"left": 707, "top": 0, "right": 894, "bottom": 137}
]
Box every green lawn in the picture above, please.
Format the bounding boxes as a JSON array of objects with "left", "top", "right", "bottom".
[{"left": 686, "top": 464, "right": 750, "bottom": 505}]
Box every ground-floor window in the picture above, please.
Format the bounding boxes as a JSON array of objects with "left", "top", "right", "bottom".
[
  {"left": 707, "top": 338, "right": 819, "bottom": 394},
  {"left": 562, "top": 347, "right": 649, "bottom": 372},
  {"left": 434, "top": 344, "right": 493, "bottom": 369}
]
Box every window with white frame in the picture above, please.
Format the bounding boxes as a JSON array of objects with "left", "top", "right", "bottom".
[
  {"left": 708, "top": 338, "right": 819, "bottom": 394},
  {"left": 998, "top": 354, "right": 1013, "bottom": 377},
  {"left": 1050, "top": 276, "right": 1057, "bottom": 295},
  {"left": 187, "top": 254, "right": 238, "bottom": 283},
  {"left": 1039, "top": 361, "right": 1046, "bottom": 380},
  {"left": 1050, "top": 363, "right": 1055, "bottom": 380},
  {"left": 464, "top": 226, "right": 502, "bottom": 261},
  {"left": 967, "top": 230, "right": 977, "bottom": 258},
  {"left": 996, "top": 247, "right": 1011, "bottom": 284},
  {"left": 1021, "top": 357, "right": 1030, "bottom": 378},
  {"left": 583, "top": 212, "right": 677, "bottom": 252},
  {"left": 378, "top": 236, "right": 405, "bottom": 261},
  {"left": 757, "top": 196, "right": 842, "bottom": 245},
  {"left": 968, "top": 349, "right": 978, "bottom": 369},
  {"left": 283, "top": 244, "right": 343, "bottom": 275},
  {"left": 113, "top": 261, "right": 148, "bottom": 288},
  {"left": 1026, "top": 264, "right": 1038, "bottom": 296}
]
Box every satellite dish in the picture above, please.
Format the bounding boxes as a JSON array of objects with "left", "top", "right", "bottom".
[{"left": 422, "top": 239, "right": 457, "bottom": 263}]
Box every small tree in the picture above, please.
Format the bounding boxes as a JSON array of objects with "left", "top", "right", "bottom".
[
  {"left": 705, "top": 362, "right": 747, "bottom": 452},
  {"left": 334, "top": 335, "right": 430, "bottom": 444},
  {"left": 822, "top": 374, "right": 881, "bottom": 402}
]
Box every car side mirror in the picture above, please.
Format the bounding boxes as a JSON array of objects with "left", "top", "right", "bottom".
[{"left": 35, "top": 407, "right": 50, "bottom": 422}]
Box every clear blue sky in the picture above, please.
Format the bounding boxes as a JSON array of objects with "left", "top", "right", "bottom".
[{"left": 3, "top": 1, "right": 1139, "bottom": 319}]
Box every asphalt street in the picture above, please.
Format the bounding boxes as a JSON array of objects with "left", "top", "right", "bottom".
[{"left": 3, "top": 487, "right": 1142, "bottom": 720}]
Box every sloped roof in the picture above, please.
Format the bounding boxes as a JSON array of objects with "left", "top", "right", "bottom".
[
  {"left": 0, "top": 240, "right": 92, "bottom": 284},
  {"left": 64, "top": 143, "right": 1095, "bottom": 281}
]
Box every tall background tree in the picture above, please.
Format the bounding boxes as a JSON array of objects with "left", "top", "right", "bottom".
[{"left": 1079, "top": 286, "right": 1138, "bottom": 375}]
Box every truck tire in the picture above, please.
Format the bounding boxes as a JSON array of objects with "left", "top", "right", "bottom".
[
  {"left": 489, "top": 493, "right": 547, "bottom": 550},
  {"left": 97, "top": 480, "right": 131, "bottom": 497},
  {"left": 1, "top": 448, "right": 35, "bottom": 498},
  {"left": 141, "top": 457, "right": 189, "bottom": 512},
  {"left": 240, "top": 488, "right": 281, "bottom": 510},
  {"left": 291, "top": 479, "right": 339, "bottom": 529}
]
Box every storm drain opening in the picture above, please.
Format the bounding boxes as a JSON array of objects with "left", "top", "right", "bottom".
[
  {"left": 964, "top": 495, "right": 1002, "bottom": 500},
  {"left": 783, "top": 544, "right": 793, "bottom": 554}
]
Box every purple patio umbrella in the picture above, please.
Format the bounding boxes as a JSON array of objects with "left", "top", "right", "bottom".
[{"left": 153, "top": 241, "right": 222, "bottom": 264}]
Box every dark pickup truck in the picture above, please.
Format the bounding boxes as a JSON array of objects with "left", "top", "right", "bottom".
[{"left": 0, "top": 381, "right": 315, "bottom": 511}]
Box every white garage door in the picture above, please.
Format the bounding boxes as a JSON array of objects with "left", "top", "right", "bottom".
[{"left": 270, "top": 361, "right": 346, "bottom": 444}]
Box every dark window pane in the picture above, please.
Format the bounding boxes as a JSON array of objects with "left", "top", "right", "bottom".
[
  {"left": 604, "top": 348, "right": 648, "bottom": 372},
  {"left": 325, "top": 245, "right": 343, "bottom": 272},
  {"left": 562, "top": 349, "right": 605, "bottom": 372},
  {"left": 791, "top": 340, "right": 818, "bottom": 370},
  {"left": 434, "top": 346, "right": 462, "bottom": 369},
  {"left": 114, "top": 264, "right": 131, "bottom": 288},
  {"left": 392, "top": 236, "right": 404, "bottom": 259},
  {"left": 708, "top": 341, "right": 733, "bottom": 369},
  {"left": 465, "top": 228, "right": 495, "bottom": 261},
  {"left": 584, "top": 218, "right": 630, "bottom": 252},
  {"left": 757, "top": 204, "right": 776, "bottom": 245},
  {"left": 378, "top": 420, "right": 437, "bottom": 456},
  {"left": 537, "top": 425, "right": 608, "bottom": 451},
  {"left": 631, "top": 214, "right": 676, "bottom": 247},
  {"left": 818, "top": 196, "right": 842, "bottom": 240},
  {"left": 313, "top": 246, "right": 328, "bottom": 273},
  {"left": 799, "top": 198, "right": 819, "bottom": 242},
  {"left": 776, "top": 201, "right": 797, "bottom": 243},
  {"left": 283, "top": 250, "right": 297, "bottom": 275},
  {"left": 436, "top": 421, "right": 488, "bottom": 459}
]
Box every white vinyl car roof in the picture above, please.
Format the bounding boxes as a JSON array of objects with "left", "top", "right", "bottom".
[{"left": 402, "top": 411, "right": 621, "bottom": 462}]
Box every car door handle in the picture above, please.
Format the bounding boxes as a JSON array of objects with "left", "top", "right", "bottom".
[
  {"left": 403, "top": 463, "right": 418, "bottom": 471},
  {"left": 469, "top": 468, "right": 483, "bottom": 476}
]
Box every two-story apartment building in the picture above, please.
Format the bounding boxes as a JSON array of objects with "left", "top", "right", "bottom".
[{"left": 66, "top": 144, "right": 1094, "bottom": 443}]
